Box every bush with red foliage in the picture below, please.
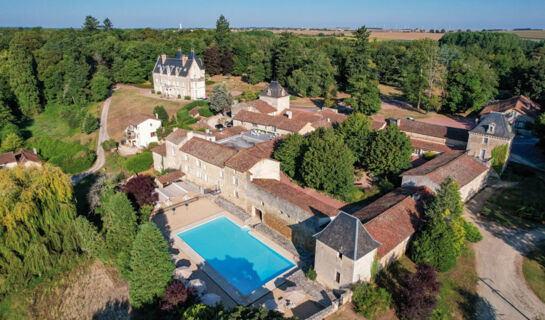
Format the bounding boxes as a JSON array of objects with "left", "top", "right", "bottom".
[
  {"left": 398, "top": 263, "right": 441, "bottom": 320},
  {"left": 159, "top": 280, "right": 198, "bottom": 317},
  {"left": 121, "top": 175, "right": 158, "bottom": 208}
]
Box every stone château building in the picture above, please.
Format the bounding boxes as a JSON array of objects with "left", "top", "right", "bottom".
[{"left": 152, "top": 49, "right": 205, "bottom": 100}]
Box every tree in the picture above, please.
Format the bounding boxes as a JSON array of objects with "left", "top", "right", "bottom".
[
  {"left": 352, "top": 282, "right": 392, "bottom": 319},
  {"left": 273, "top": 133, "right": 306, "bottom": 179},
  {"left": 7, "top": 34, "right": 41, "bottom": 115},
  {"left": 444, "top": 56, "right": 498, "bottom": 113},
  {"left": 159, "top": 280, "right": 198, "bottom": 317},
  {"left": 0, "top": 132, "right": 23, "bottom": 152},
  {"left": 204, "top": 46, "right": 222, "bottom": 76},
  {"left": 210, "top": 83, "right": 232, "bottom": 113},
  {"left": 363, "top": 124, "right": 412, "bottom": 176},
  {"left": 537, "top": 113, "right": 545, "bottom": 150},
  {"left": 215, "top": 15, "right": 231, "bottom": 51},
  {"left": 273, "top": 33, "right": 302, "bottom": 85},
  {"left": 345, "top": 74, "right": 381, "bottom": 115},
  {"left": 0, "top": 101, "right": 15, "bottom": 131},
  {"left": 100, "top": 192, "right": 138, "bottom": 279},
  {"left": 89, "top": 65, "right": 112, "bottom": 101},
  {"left": 246, "top": 51, "right": 266, "bottom": 84},
  {"left": 129, "top": 222, "right": 174, "bottom": 308},
  {"left": 153, "top": 105, "right": 169, "bottom": 124},
  {"left": 103, "top": 18, "right": 113, "bottom": 31},
  {"left": 82, "top": 15, "right": 100, "bottom": 32},
  {"left": 398, "top": 263, "right": 441, "bottom": 320},
  {"left": 345, "top": 26, "right": 374, "bottom": 79},
  {"left": 286, "top": 69, "right": 310, "bottom": 96},
  {"left": 221, "top": 49, "right": 234, "bottom": 75},
  {"left": 301, "top": 128, "right": 355, "bottom": 196},
  {"left": 336, "top": 113, "right": 371, "bottom": 167},
  {"left": 0, "top": 165, "right": 80, "bottom": 296},
  {"left": 81, "top": 113, "right": 99, "bottom": 134},
  {"left": 121, "top": 174, "right": 158, "bottom": 209}
]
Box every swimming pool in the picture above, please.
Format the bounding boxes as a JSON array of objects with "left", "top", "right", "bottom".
[{"left": 178, "top": 216, "right": 294, "bottom": 296}]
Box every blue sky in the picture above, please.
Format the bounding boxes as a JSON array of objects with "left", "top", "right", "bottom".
[{"left": 1, "top": 0, "right": 544, "bottom": 30}]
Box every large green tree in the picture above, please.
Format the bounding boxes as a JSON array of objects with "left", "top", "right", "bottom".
[
  {"left": 345, "top": 74, "right": 381, "bottom": 115},
  {"left": 82, "top": 15, "right": 100, "bottom": 32},
  {"left": 273, "top": 133, "right": 306, "bottom": 179},
  {"left": 129, "top": 222, "right": 174, "bottom": 308},
  {"left": 301, "top": 128, "right": 355, "bottom": 196},
  {"left": 336, "top": 113, "right": 371, "bottom": 167},
  {"left": 215, "top": 15, "right": 231, "bottom": 51},
  {"left": 209, "top": 83, "right": 232, "bottom": 113},
  {"left": 363, "top": 124, "right": 412, "bottom": 176},
  {"left": 444, "top": 56, "right": 498, "bottom": 113}
]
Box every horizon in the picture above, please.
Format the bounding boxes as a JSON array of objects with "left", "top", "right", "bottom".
[{"left": 2, "top": 0, "right": 545, "bottom": 30}]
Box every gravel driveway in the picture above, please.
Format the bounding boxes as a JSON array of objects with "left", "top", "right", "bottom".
[{"left": 465, "top": 185, "right": 545, "bottom": 319}]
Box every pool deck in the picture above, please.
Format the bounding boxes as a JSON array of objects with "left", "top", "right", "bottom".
[
  {"left": 152, "top": 195, "right": 331, "bottom": 317},
  {"left": 171, "top": 213, "right": 299, "bottom": 305}
]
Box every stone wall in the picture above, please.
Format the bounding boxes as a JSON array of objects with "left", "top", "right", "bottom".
[
  {"left": 466, "top": 133, "right": 512, "bottom": 161},
  {"left": 459, "top": 169, "right": 489, "bottom": 201},
  {"left": 379, "top": 237, "right": 411, "bottom": 268}
]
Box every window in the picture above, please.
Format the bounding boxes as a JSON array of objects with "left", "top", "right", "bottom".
[
  {"left": 232, "top": 176, "right": 238, "bottom": 185},
  {"left": 196, "top": 170, "right": 202, "bottom": 178},
  {"left": 482, "top": 137, "right": 489, "bottom": 145},
  {"left": 252, "top": 123, "right": 258, "bottom": 128},
  {"left": 335, "top": 272, "right": 341, "bottom": 283},
  {"left": 204, "top": 174, "right": 208, "bottom": 182},
  {"left": 150, "top": 132, "right": 156, "bottom": 137},
  {"left": 234, "top": 190, "right": 239, "bottom": 198},
  {"left": 480, "top": 149, "right": 486, "bottom": 159},
  {"left": 203, "top": 164, "right": 207, "bottom": 170},
  {"left": 220, "top": 170, "right": 224, "bottom": 178},
  {"left": 184, "top": 154, "right": 189, "bottom": 161},
  {"left": 197, "top": 160, "right": 201, "bottom": 168},
  {"left": 338, "top": 252, "right": 343, "bottom": 260}
]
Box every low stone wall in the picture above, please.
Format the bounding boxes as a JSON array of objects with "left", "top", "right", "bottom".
[{"left": 306, "top": 290, "right": 353, "bottom": 320}]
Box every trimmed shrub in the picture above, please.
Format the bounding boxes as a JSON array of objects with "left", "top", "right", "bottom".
[
  {"left": 156, "top": 91, "right": 161, "bottom": 95},
  {"left": 102, "top": 139, "right": 117, "bottom": 152},
  {"left": 177, "top": 94, "right": 181, "bottom": 99},
  {"left": 205, "top": 80, "right": 215, "bottom": 85},
  {"left": 151, "top": 90, "right": 155, "bottom": 94},
  {"left": 198, "top": 105, "right": 213, "bottom": 117},
  {"left": 124, "top": 151, "right": 153, "bottom": 173},
  {"left": 463, "top": 220, "right": 483, "bottom": 242},
  {"left": 184, "top": 96, "right": 191, "bottom": 100},
  {"left": 352, "top": 282, "right": 391, "bottom": 319},
  {"left": 305, "top": 267, "right": 317, "bottom": 281}
]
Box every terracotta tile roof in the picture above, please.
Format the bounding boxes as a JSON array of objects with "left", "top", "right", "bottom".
[
  {"left": 165, "top": 129, "right": 191, "bottom": 145},
  {"left": 252, "top": 176, "right": 341, "bottom": 217},
  {"left": 0, "top": 152, "right": 16, "bottom": 165},
  {"left": 180, "top": 137, "right": 237, "bottom": 168},
  {"left": 128, "top": 113, "right": 158, "bottom": 126},
  {"left": 480, "top": 95, "right": 541, "bottom": 119},
  {"left": 247, "top": 100, "right": 277, "bottom": 114},
  {"left": 410, "top": 138, "right": 459, "bottom": 153},
  {"left": 151, "top": 143, "right": 166, "bottom": 157},
  {"left": 370, "top": 120, "right": 386, "bottom": 131},
  {"left": 188, "top": 106, "right": 200, "bottom": 117},
  {"left": 401, "top": 151, "right": 489, "bottom": 188},
  {"left": 398, "top": 119, "right": 468, "bottom": 142},
  {"left": 157, "top": 170, "right": 184, "bottom": 185},
  {"left": 354, "top": 187, "right": 431, "bottom": 258},
  {"left": 245, "top": 138, "right": 279, "bottom": 159},
  {"left": 233, "top": 110, "right": 308, "bottom": 133},
  {"left": 14, "top": 150, "right": 40, "bottom": 164},
  {"left": 287, "top": 109, "right": 322, "bottom": 123},
  {"left": 225, "top": 149, "right": 263, "bottom": 172},
  {"left": 213, "top": 126, "right": 247, "bottom": 141},
  {"left": 316, "top": 109, "right": 347, "bottom": 124}
]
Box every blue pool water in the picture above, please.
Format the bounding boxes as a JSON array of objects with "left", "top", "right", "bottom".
[{"left": 178, "top": 216, "right": 295, "bottom": 295}]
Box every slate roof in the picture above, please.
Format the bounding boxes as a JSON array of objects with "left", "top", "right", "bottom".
[
  {"left": 156, "top": 170, "right": 184, "bottom": 185},
  {"left": 252, "top": 176, "right": 340, "bottom": 217},
  {"left": 261, "top": 81, "right": 288, "bottom": 98},
  {"left": 0, "top": 152, "right": 16, "bottom": 165},
  {"left": 153, "top": 50, "right": 203, "bottom": 77},
  {"left": 470, "top": 112, "right": 514, "bottom": 139},
  {"left": 401, "top": 151, "right": 489, "bottom": 188},
  {"left": 480, "top": 95, "right": 541, "bottom": 119},
  {"left": 315, "top": 212, "right": 381, "bottom": 261},
  {"left": 398, "top": 119, "right": 469, "bottom": 142},
  {"left": 179, "top": 137, "right": 237, "bottom": 168},
  {"left": 233, "top": 110, "right": 309, "bottom": 132},
  {"left": 14, "top": 150, "right": 40, "bottom": 164},
  {"left": 151, "top": 143, "right": 167, "bottom": 157},
  {"left": 165, "top": 129, "right": 191, "bottom": 145}
]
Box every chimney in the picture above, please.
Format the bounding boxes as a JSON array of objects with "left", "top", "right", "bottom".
[
  {"left": 161, "top": 54, "right": 167, "bottom": 63},
  {"left": 285, "top": 110, "right": 292, "bottom": 119},
  {"left": 183, "top": 56, "right": 188, "bottom": 65}
]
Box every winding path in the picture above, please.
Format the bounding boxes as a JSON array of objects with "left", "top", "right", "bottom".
[
  {"left": 464, "top": 185, "right": 545, "bottom": 319},
  {"left": 71, "top": 91, "right": 113, "bottom": 184}
]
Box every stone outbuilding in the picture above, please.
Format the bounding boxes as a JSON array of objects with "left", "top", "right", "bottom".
[
  {"left": 466, "top": 112, "right": 514, "bottom": 164},
  {"left": 480, "top": 95, "right": 541, "bottom": 135}
]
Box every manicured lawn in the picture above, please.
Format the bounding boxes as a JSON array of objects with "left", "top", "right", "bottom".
[
  {"left": 108, "top": 87, "right": 185, "bottom": 141},
  {"left": 523, "top": 242, "right": 545, "bottom": 303}
]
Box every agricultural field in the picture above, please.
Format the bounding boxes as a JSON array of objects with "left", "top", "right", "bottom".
[
  {"left": 256, "top": 28, "right": 445, "bottom": 40},
  {"left": 504, "top": 30, "right": 545, "bottom": 41}
]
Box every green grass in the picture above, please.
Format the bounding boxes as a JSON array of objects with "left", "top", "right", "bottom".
[
  {"left": 481, "top": 176, "right": 545, "bottom": 228},
  {"left": 104, "top": 152, "right": 127, "bottom": 174},
  {"left": 523, "top": 242, "right": 545, "bottom": 303}
]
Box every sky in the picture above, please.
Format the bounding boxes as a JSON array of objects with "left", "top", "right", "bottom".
[{"left": 1, "top": 0, "right": 545, "bottom": 30}]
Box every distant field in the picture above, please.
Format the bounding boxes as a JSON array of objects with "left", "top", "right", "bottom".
[
  {"left": 504, "top": 30, "right": 545, "bottom": 41},
  {"left": 261, "top": 29, "right": 444, "bottom": 40}
]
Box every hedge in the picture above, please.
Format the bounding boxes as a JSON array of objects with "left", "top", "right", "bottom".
[
  {"left": 198, "top": 105, "right": 213, "bottom": 117},
  {"left": 125, "top": 151, "right": 153, "bottom": 173},
  {"left": 30, "top": 137, "right": 96, "bottom": 174}
]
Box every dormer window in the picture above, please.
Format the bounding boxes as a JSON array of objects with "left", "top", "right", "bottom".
[{"left": 487, "top": 123, "right": 496, "bottom": 134}]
